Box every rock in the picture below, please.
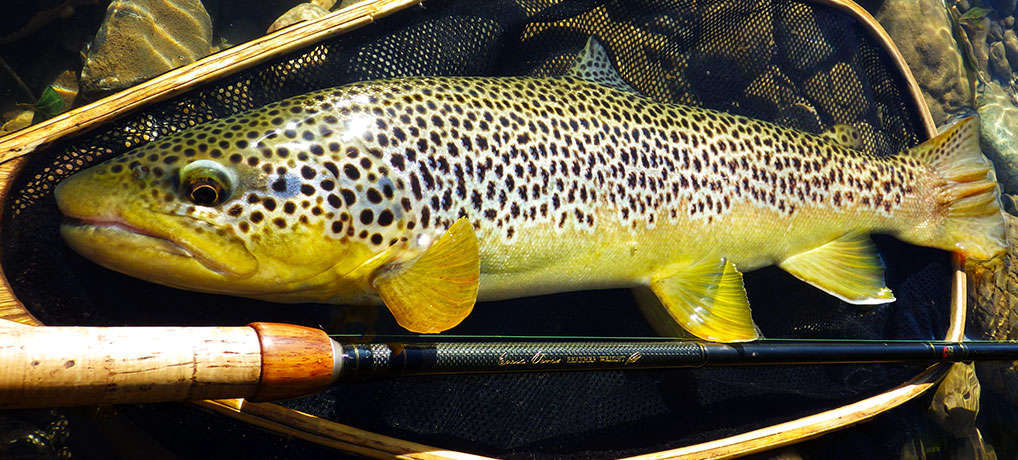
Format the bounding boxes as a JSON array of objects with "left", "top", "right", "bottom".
[
  {"left": 929, "top": 362, "right": 981, "bottom": 437},
  {"left": 80, "top": 0, "right": 213, "bottom": 96},
  {"left": 952, "top": 429, "right": 998, "bottom": 460},
  {"left": 967, "top": 212, "right": 1018, "bottom": 407},
  {"left": 688, "top": 0, "right": 774, "bottom": 107},
  {"left": 976, "top": 81, "right": 1018, "bottom": 194},
  {"left": 968, "top": 17, "right": 992, "bottom": 73},
  {"left": 0, "top": 109, "right": 33, "bottom": 135},
  {"left": 1005, "top": 30, "right": 1018, "bottom": 70},
  {"left": 46, "top": 69, "right": 78, "bottom": 109},
  {"left": 744, "top": 67, "right": 799, "bottom": 118},
  {"left": 802, "top": 62, "right": 869, "bottom": 123},
  {"left": 267, "top": 3, "right": 330, "bottom": 33},
  {"left": 874, "top": 0, "right": 974, "bottom": 125},
  {"left": 990, "top": 20, "right": 1004, "bottom": 42},
  {"left": 775, "top": 3, "right": 834, "bottom": 73},
  {"left": 990, "top": 41, "right": 1012, "bottom": 79},
  {"left": 0, "top": 409, "right": 71, "bottom": 459}
]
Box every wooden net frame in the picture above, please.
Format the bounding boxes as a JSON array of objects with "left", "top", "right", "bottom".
[{"left": 0, "top": 0, "right": 964, "bottom": 458}]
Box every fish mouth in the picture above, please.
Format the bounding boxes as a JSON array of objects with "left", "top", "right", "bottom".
[{"left": 60, "top": 216, "right": 252, "bottom": 278}]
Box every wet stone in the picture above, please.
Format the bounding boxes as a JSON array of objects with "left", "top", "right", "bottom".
[
  {"left": 968, "top": 17, "right": 992, "bottom": 74},
  {"left": 875, "top": 0, "right": 973, "bottom": 125},
  {"left": 929, "top": 362, "right": 980, "bottom": 437},
  {"left": 80, "top": 0, "right": 213, "bottom": 96},
  {"left": 687, "top": 0, "right": 774, "bottom": 106},
  {"left": 775, "top": 3, "right": 834, "bottom": 73},
  {"left": 267, "top": 3, "right": 330, "bottom": 33},
  {"left": 968, "top": 213, "right": 1018, "bottom": 407},
  {"left": 802, "top": 62, "right": 868, "bottom": 124},
  {"left": 990, "top": 20, "right": 1004, "bottom": 43},
  {"left": 989, "top": 41, "right": 1011, "bottom": 81},
  {"left": 47, "top": 70, "right": 79, "bottom": 109},
  {"left": 976, "top": 81, "right": 1018, "bottom": 196},
  {"left": 0, "top": 109, "right": 33, "bottom": 136},
  {"left": 1004, "top": 29, "right": 1018, "bottom": 72}
]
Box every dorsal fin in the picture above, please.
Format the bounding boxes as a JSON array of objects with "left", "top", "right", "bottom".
[
  {"left": 820, "top": 124, "right": 865, "bottom": 150},
  {"left": 567, "top": 37, "right": 638, "bottom": 93}
]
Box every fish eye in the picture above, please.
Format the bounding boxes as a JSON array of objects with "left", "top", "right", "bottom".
[{"left": 179, "top": 160, "right": 235, "bottom": 207}]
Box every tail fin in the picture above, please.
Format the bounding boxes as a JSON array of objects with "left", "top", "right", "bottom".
[{"left": 905, "top": 116, "right": 1006, "bottom": 260}]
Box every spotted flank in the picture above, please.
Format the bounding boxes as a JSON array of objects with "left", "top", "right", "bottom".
[{"left": 55, "top": 38, "right": 1006, "bottom": 342}]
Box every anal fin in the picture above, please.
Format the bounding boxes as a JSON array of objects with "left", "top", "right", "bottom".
[
  {"left": 372, "top": 217, "right": 480, "bottom": 333},
  {"left": 649, "top": 258, "right": 758, "bottom": 342},
  {"left": 778, "top": 233, "right": 895, "bottom": 305}
]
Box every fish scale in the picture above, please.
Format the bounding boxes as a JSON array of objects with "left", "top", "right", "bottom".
[{"left": 55, "top": 38, "right": 1005, "bottom": 342}]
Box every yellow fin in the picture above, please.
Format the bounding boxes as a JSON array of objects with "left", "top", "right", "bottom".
[
  {"left": 820, "top": 124, "right": 864, "bottom": 150},
  {"left": 568, "top": 37, "right": 639, "bottom": 93},
  {"left": 899, "top": 116, "right": 1005, "bottom": 260},
  {"left": 649, "top": 258, "right": 758, "bottom": 342},
  {"left": 371, "top": 217, "right": 479, "bottom": 333},
  {"left": 631, "top": 287, "right": 697, "bottom": 339},
  {"left": 778, "top": 233, "right": 895, "bottom": 305}
]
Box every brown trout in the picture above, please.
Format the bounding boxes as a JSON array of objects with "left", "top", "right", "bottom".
[{"left": 55, "top": 38, "right": 1006, "bottom": 342}]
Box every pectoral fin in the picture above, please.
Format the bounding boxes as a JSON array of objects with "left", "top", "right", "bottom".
[
  {"left": 372, "top": 217, "right": 480, "bottom": 333},
  {"left": 649, "top": 258, "right": 758, "bottom": 342},
  {"left": 778, "top": 233, "right": 895, "bottom": 304}
]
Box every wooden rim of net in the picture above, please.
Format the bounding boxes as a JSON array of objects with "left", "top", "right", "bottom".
[{"left": 0, "top": 0, "right": 962, "bottom": 458}]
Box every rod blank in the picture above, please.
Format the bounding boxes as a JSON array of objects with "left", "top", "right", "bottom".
[{"left": 335, "top": 341, "right": 1018, "bottom": 378}]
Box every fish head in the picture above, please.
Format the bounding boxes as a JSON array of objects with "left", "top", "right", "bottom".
[{"left": 55, "top": 103, "right": 417, "bottom": 304}]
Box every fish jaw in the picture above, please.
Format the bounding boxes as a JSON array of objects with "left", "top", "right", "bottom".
[{"left": 60, "top": 220, "right": 254, "bottom": 289}]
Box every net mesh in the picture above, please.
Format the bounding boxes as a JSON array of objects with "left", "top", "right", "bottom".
[{"left": 1, "top": 0, "right": 949, "bottom": 456}]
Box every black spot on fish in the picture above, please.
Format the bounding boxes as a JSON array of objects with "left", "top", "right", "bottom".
[
  {"left": 344, "top": 165, "right": 360, "bottom": 180},
  {"left": 377, "top": 209, "right": 393, "bottom": 226},
  {"left": 341, "top": 189, "right": 356, "bottom": 205},
  {"left": 366, "top": 188, "right": 382, "bottom": 204},
  {"left": 324, "top": 162, "right": 339, "bottom": 178},
  {"left": 301, "top": 166, "right": 316, "bottom": 180}
]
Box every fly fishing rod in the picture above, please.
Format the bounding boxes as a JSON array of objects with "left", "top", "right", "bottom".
[{"left": 2, "top": 322, "right": 1017, "bottom": 409}]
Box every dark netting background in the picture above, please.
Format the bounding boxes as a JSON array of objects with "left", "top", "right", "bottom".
[{"left": 1, "top": 0, "right": 952, "bottom": 457}]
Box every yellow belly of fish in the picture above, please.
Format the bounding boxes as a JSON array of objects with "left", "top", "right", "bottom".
[{"left": 474, "top": 199, "right": 915, "bottom": 302}]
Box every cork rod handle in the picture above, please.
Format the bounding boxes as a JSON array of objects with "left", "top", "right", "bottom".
[{"left": 0, "top": 322, "right": 336, "bottom": 408}]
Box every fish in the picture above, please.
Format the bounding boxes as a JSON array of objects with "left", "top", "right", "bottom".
[{"left": 55, "top": 38, "right": 1006, "bottom": 342}]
